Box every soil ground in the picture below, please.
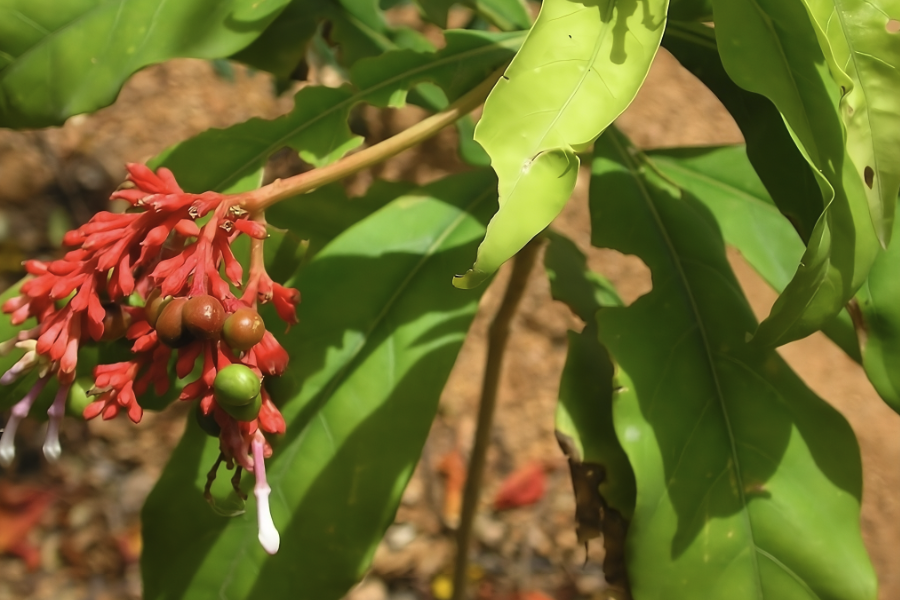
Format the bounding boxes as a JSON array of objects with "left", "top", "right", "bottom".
[{"left": 0, "top": 19, "right": 898, "bottom": 600}]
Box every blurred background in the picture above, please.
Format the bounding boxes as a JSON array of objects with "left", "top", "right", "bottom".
[{"left": 1, "top": 6, "right": 899, "bottom": 600}]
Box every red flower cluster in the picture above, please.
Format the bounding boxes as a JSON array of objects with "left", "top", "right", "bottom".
[{"left": 0, "top": 164, "right": 300, "bottom": 554}]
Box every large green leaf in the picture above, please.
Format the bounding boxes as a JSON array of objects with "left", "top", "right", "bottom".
[
  {"left": 153, "top": 30, "right": 522, "bottom": 193},
  {"left": 709, "top": 0, "right": 880, "bottom": 346},
  {"left": 662, "top": 22, "right": 823, "bottom": 244},
  {"left": 591, "top": 129, "right": 875, "bottom": 599},
  {"left": 0, "top": 0, "right": 293, "bottom": 128},
  {"left": 648, "top": 145, "right": 862, "bottom": 362},
  {"left": 856, "top": 198, "right": 900, "bottom": 412},
  {"left": 800, "top": 0, "right": 900, "bottom": 246},
  {"left": 142, "top": 170, "right": 496, "bottom": 600},
  {"left": 545, "top": 231, "right": 636, "bottom": 518},
  {"left": 453, "top": 0, "right": 668, "bottom": 289}
]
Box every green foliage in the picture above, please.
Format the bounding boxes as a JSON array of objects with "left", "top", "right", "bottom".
[
  {"left": 711, "top": 0, "right": 881, "bottom": 347},
  {"left": 647, "top": 145, "right": 862, "bottom": 362},
  {"left": 142, "top": 171, "right": 496, "bottom": 600},
  {"left": 152, "top": 30, "right": 521, "bottom": 192},
  {"left": 591, "top": 128, "right": 875, "bottom": 600},
  {"left": 800, "top": 0, "right": 900, "bottom": 246},
  {"left": 0, "top": 0, "right": 293, "bottom": 128},
  {"left": 545, "top": 231, "right": 636, "bottom": 517},
  {"left": 856, "top": 199, "right": 900, "bottom": 413},
  {"left": 454, "top": 0, "right": 668, "bottom": 289},
  {"left": 2, "top": 1, "right": 899, "bottom": 597}
]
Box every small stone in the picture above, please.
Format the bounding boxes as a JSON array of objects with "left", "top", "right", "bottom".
[
  {"left": 385, "top": 523, "right": 417, "bottom": 552},
  {"left": 348, "top": 577, "right": 388, "bottom": 600},
  {"left": 575, "top": 573, "right": 607, "bottom": 596},
  {"left": 473, "top": 514, "right": 506, "bottom": 549}
]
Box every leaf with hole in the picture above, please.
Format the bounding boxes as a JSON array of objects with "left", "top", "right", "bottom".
[{"left": 591, "top": 128, "right": 875, "bottom": 599}]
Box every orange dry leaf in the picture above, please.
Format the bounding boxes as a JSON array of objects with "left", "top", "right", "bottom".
[
  {"left": 493, "top": 461, "right": 546, "bottom": 511},
  {"left": 437, "top": 449, "right": 467, "bottom": 528},
  {"left": 0, "top": 481, "right": 55, "bottom": 570}
]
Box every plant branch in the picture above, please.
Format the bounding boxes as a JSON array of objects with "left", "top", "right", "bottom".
[
  {"left": 236, "top": 67, "right": 505, "bottom": 212},
  {"left": 451, "top": 237, "right": 542, "bottom": 600}
]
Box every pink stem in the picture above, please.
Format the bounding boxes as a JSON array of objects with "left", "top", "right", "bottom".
[
  {"left": 252, "top": 434, "right": 280, "bottom": 554},
  {"left": 0, "top": 375, "right": 50, "bottom": 467},
  {"left": 43, "top": 383, "right": 71, "bottom": 461}
]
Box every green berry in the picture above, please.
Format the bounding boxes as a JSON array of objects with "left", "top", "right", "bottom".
[
  {"left": 195, "top": 405, "right": 222, "bottom": 437},
  {"left": 213, "top": 364, "right": 261, "bottom": 407},
  {"left": 221, "top": 393, "right": 262, "bottom": 422}
]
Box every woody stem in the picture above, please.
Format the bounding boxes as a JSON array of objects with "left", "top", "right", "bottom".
[{"left": 235, "top": 67, "right": 505, "bottom": 212}]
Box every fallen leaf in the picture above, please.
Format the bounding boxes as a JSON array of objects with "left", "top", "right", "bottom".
[
  {"left": 493, "top": 461, "right": 546, "bottom": 511},
  {"left": 0, "top": 480, "right": 55, "bottom": 570},
  {"left": 437, "top": 449, "right": 467, "bottom": 528}
]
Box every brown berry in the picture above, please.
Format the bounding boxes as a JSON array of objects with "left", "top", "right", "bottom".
[
  {"left": 156, "top": 297, "right": 193, "bottom": 348},
  {"left": 145, "top": 289, "right": 173, "bottom": 328},
  {"left": 182, "top": 295, "right": 225, "bottom": 340},
  {"left": 222, "top": 308, "right": 266, "bottom": 351},
  {"left": 99, "top": 304, "right": 131, "bottom": 342}
]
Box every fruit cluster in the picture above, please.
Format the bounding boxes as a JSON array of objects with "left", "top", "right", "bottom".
[{"left": 0, "top": 163, "right": 299, "bottom": 554}]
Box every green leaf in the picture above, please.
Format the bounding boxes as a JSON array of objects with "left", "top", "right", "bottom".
[
  {"left": 709, "top": 0, "right": 881, "bottom": 346},
  {"left": 142, "top": 170, "right": 497, "bottom": 600},
  {"left": 667, "top": 0, "right": 712, "bottom": 21},
  {"left": 856, "top": 198, "right": 900, "bottom": 413},
  {"left": 0, "top": 0, "right": 293, "bottom": 128},
  {"left": 267, "top": 180, "right": 414, "bottom": 258},
  {"left": 800, "top": 0, "right": 900, "bottom": 246},
  {"left": 467, "top": 0, "right": 531, "bottom": 31},
  {"left": 592, "top": 129, "right": 876, "bottom": 600},
  {"left": 647, "top": 145, "right": 862, "bottom": 362},
  {"left": 153, "top": 30, "right": 522, "bottom": 193},
  {"left": 454, "top": 0, "right": 668, "bottom": 289},
  {"left": 545, "top": 230, "right": 635, "bottom": 519},
  {"left": 230, "top": 0, "right": 327, "bottom": 80},
  {"left": 662, "top": 22, "right": 823, "bottom": 243}
]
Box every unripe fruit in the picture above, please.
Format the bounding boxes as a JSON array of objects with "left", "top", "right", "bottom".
[
  {"left": 156, "top": 297, "right": 193, "bottom": 348},
  {"left": 99, "top": 304, "right": 131, "bottom": 341},
  {"left": 213, "top": 364, "right": 261, "bottom": 407},
  {"left": 195, "top": 405, "right": 222, "bottom": 437},
  {"left": 182, "top": 295, "right": 225, "bottom": 340},
  {"left": 145, "top": 289, "right": 173, "bottom": 328},
  {"left": 222, "top": 308, "right": 266, "bottom": 351},
  {"left": 221, "top": 393, "right": 262, "bottom": 422}
]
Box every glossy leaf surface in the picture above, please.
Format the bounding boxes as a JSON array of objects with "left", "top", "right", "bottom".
[
  {"left": 801, "top": 0, "right": 900, "bottom": 245},
  {"left": 454, "top": 0, "right": 668, "bottom": 289},
  {"left": 662, "top": 22, "right": 823, "bottom": 243},
  {"left": 710, "top": 0, "right": 880, "bottom": 347},
  {"left": 545, "top": 231, "right": 636, "bottom": 517},
  {"left": 153, "top": 30, "right": 521, "bottom": 193},
  {"left": 857, "top": 198, "right": 900, "bottom": 412},
  {"left": 647, "top": 145, "right": 861, "bottom": 362},
  {"left": 592, "top": 130, "right": 875, "bottom": 599},
  {"left": 142, "top": 171, "right": 496, "bottom": 600},
  {"left": 0, "top": 0, "right": 292, "bottom": 128}
]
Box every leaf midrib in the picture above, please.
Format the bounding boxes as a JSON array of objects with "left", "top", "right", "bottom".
[{"left": 607, "top": 132, "right": 765, "bottom": 599}]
